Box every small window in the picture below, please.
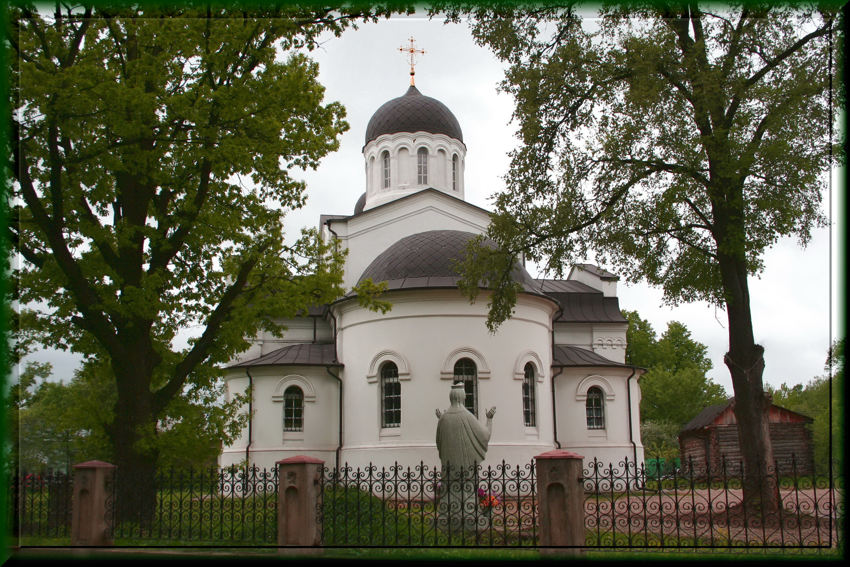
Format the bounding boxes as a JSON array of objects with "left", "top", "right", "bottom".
[
  {"left": 453, "top": 358, "right": 478, "bottom": 417},
  {"left": 283, "top": 386, "right": 304, "bottom": 432},
  {"left": 522, "top": 363, "right": 536, "bottom": 427},
  {"left": 382, "top": 151, "right": 391, "bottom": 189},
  {"left": 452, "top": 154, "right": 459, "bottom": 190},
  {"left": 586, "top": 387, "right": 605, "bottom": 430},
  {"left": 417, "top": 147, "right": 428, "bottom": 184},
  {"left": 381, "top": 362, "right": 401, "bottom": 428}
]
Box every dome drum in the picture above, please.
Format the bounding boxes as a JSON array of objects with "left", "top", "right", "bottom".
[{"left": 362, "top": 87, "right": 466, "bottom": 210}]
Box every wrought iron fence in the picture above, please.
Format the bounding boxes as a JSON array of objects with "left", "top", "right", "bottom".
[
  {"left": 9, "top": 454, "right": 843, "bottom": 549},
  {"left": 106, "top": 465, "right": 278, "bottom": 544},
  {"left": 320, "top": 461, "right": 537, "bottom": 547},
  {"left": 8, "top": 470, "right": 73, "bottom": 539},
  {"left": 583, "top": 456, "right": 843, "bottom": 548}
]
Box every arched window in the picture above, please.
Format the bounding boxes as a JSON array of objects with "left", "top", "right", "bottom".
[
  {"left": 417, "top": 147, "right": 428, "bottom": 184},
  {"left": 380, "top": 362, "right": 401, "bottom": 428},
  {"left": 382, "top": 151, "right": 391, "bottom": 189},
  {"left": 452, "top": 154, "right": 459, "bottom": 190},
  {"left": 522, "top": 363, "right": 536, "bottom": 427},
  {"left": 283, "top": 386, "right": 304, "bottom": 432},
  {"left": 453, "top": 358, "right": 478, "bottom": 417},
  {"left": 586, "top": 386, "right": 605, "bottom": 430}
]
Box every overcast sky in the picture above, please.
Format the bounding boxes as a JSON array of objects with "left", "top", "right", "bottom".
[{"left": 23, "top": 11, "right": 842, "bottom": 397}]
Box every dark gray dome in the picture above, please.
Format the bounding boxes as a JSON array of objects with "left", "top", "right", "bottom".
[
  {"left": 364, "top": 86, "right": 463, "bottom": 145},
  {"left": 353, "top": 192, "right": 366, "bottom": 215},
  {"left": 357, "top": 230, "right": 537, "bottom": 291}
]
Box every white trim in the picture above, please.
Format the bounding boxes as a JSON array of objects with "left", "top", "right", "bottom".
[
  {"left": 575, "top": 375, "right": 615, "bottom": 401},
  {"left": 271, "top": 375, "right": 317, "bottom": 403},
  {"left": 513, "top": 350, "right": 546, "bottom": 381},
  {"left": 440, "top": 347, "right": 491, "bottom": 380},
  {"left": 366, "top": 350, "right": 412, "bottom": 383}
]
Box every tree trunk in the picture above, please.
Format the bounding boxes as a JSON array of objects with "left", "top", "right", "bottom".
[
  {"left": 718, "top": 250, "right": 779, "bottom": 514},
  {"left": 108, "top": 353, "right": 160, "bottom": 528}
]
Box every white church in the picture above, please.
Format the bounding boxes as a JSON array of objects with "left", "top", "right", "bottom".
[{"left": 219, "top": 71, "right": 646, "bottom": 472}]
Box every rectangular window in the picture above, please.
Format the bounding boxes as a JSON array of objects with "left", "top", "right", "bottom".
[
  {"left": 381, "top": 365, "right": 401, "bottom": 428},
  {"left": 522, "top": 365, "right": 536, "bottom": 427},
  {"left": 586, "top": 394, "right": 604, "bottom": 430},
  {"left": 417, "top": 148, "right": 428, "bottom": 184}
]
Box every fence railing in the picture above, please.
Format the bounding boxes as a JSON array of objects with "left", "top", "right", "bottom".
[
  {"left": 320, "top": 461, "right": 537, "bottom": 547},
  {"left": 107, "top": 466, "right": 279, "bottom": 544},
  {"left": 583, "top": 456, "right": 843, "bottom": 548},
  {"left": 9, "top": 454, "right": 843, "bottom": 549}
]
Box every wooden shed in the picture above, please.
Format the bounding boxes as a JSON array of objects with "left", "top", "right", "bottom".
[{"left": 678, "top": 399, "right": 813, "bottom": 476}]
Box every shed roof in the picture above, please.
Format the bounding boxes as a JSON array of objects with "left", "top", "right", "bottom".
[
  {"left": 552, "top": 345, "right": 634, "bottom": 368},
  {"left": 680, "top": 399, "right": 814, "bottom": 433},
  {"left": 228, "top": 343, "right": 341, "bottom": 369}
]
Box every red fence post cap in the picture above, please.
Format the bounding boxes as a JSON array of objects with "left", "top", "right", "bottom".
[
  {"left": 276, "top": 455, "right": 325, "bottom": 465},
  {"left": 534, "top": 450, "right": 584, "bottom": 460},
  {"left": 72, "top": 460, "right": 116, "bottom": 469}
]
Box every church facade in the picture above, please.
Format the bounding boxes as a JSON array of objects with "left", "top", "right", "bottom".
[{"left": 219, "top": 82, "right": 645, "bottom": 472}]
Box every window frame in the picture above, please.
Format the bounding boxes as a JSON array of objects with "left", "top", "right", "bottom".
[
  {"left": 382, "top": 150, "right": 391, "bottom": 189},
  {"left": 451, "top": 154, "right": 459, "bottom": 190},
  {"left": 522, "top": 363, "right": 537, "bottom": 427},
  {"left": 585, "top": 386, "right": 605, "bottom": 430},
  {"left": 417, "top": 147, "right": 428, "bottom": 185},
  {"left": 283, "top": 385, "right": 304, "bottom": 432},
  {"left": 380, "top": 361, "right": 401, "bottom": 428},
  {"left": 453, "top": 358, "right": 478, "bottom": 417}
]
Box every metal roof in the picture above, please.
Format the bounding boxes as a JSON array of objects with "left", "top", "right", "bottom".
[
  {"left": 356, "top": 230, "right": 538, "bottom": 292},
  {"left": 571, "top": 264, "right": 619, "bottom": 281},
  {"left": 680, "top": 399, "right": 814, "bottom": 433},
  {"left": 364, "top": 85, "right": 463, "bottom": 145},
  {"left": 228, "top": 343, "right": 341, "bottom": 368},
  {"left": 552, "top": 345, "right": 632, "bottom": 368}
]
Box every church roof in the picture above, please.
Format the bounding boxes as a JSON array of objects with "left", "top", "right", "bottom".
[
  {"left": 356, "top": 230, "right": 538, "bottom": 292},
  {"left": 364, "top": 85, "right": 463, "bottom": 145},
  {"left": 229, "top": 343, "right": 341, "bottom": 368},
  {"left": 353, "top": 192, "right": 367, "bottom": 215},
  {"left": 534, "top": 279, "right": 627, "bottom": 323},
  {"left": 552, "top": 345, "right": 633, "bottom": 368}
]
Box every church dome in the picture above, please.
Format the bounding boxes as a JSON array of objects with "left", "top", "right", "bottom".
[
  {"left": 353, "top": 192, "right": 366, "bottom": 215},
  {"left": 357, "top": 230, "right": 537, "bottom": 291},
  {"left": 364, "top": 86, "right": 463, "bottom": 145}
]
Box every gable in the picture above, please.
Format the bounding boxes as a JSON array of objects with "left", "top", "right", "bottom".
[{"left": 324, "top": 189, "right": 491, "bottom": 289}]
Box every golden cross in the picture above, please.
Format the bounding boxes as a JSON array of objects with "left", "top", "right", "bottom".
[{"left": 398, "top": 36, "right": 425, "bottom": 86}]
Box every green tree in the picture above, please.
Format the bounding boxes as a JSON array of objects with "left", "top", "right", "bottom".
[
  {"left": 9, "top": 5, "right": 396, "bottom": 515},
  {"left": 4, "top": 361, "right": 53, "bottom": 472},
  {"left": 769, "top": 338, "right": 843, "bottom": 474},
  {"left": 447, "top": 3, "right": 838, "bottom": 510},
  {"left": 623, "top": 310, "right": 726, "bottom": 460}
]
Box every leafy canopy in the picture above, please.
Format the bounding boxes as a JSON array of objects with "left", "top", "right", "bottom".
[
  {"left": 8, "top": 4, "right": 397, "bottom": 462},
  {"left": 439, "top": 2, "right": 838, "bottom": 330}
]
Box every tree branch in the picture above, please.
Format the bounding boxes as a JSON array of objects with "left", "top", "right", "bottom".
[{"left": 152, "top": 250, "right": 263, "bottom": 414}]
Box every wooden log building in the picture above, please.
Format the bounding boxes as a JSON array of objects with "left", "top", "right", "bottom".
[{"left": 678, "top": 398, "right": 814, "bottom": 476}]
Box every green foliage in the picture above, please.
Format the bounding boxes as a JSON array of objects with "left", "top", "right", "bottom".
[
  {"left": 442, "top": 3, "right": 837, "bottom": 325},
  {"left": 624, "top": 310, "right": 726, "bottom": 428},
  {"left": 8, "top": 5, "right": 401, "bottom": 472},
  {"left": 640, "top": 420, "right": 681, "bottom": 464},
  {"left": 767, "top": 338, "right": 844, "bottom": 474}
]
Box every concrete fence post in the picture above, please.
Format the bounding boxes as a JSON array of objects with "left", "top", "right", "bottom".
[
  {"left": 71, "top": 460, "right": 116, "bottom": 546},
  {"left": 535, "top": 450, "right": 585, "bottom": 555},
  {"left": 276, "top": 456, "right": 324, "bottom": 551}
]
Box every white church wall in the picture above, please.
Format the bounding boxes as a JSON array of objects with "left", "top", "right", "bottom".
[
  {"left": 591, "top": 323, "right": 629, "bottom": 364},
  {"left": 334, "top": 289, "right": 557, "bottom": 471},
  {"left": 553, "top": 367, "right": 644, "bottom": 469},
  {"left": 219, "top": 365, "right": 341, "bottom": 470}
]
